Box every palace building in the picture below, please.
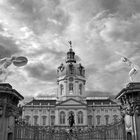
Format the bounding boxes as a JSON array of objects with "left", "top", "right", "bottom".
[{"left": 22, "top": 43, "right": 121, "bottom": 128}]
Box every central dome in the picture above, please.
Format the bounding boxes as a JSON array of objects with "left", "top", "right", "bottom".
[{"left": 56, "top": 41, "right": 86, "bottom": 101}]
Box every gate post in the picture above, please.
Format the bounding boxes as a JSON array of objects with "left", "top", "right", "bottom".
[
  {"left": 116, "top": 82, "right": 140, "bottom": 140},
  {"left": 0, "top": 83, "right": 24, "bottom": 140}
]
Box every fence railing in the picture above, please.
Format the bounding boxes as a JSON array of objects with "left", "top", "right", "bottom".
[{"left": 14, "top": 119, "right": 126, "bottom": 140}]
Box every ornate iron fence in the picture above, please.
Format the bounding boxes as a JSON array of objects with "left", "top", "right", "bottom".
[{"left": 14, "top": 119, "right": 126, "bottom": 140}]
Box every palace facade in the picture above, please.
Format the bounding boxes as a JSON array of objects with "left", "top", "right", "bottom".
[{"left": 22, "top": 44, "right": 121, "bottom": 128}]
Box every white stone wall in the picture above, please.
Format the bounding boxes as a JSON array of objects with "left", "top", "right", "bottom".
[
  {"left": 23, "top": 107, "right": 52, "bottom": 126},
  {"left": 22, "top": 103, "right": 121, "bottom": 127},
  {"left": 92, "top": 106, "right": 121, "bottom": 126}
]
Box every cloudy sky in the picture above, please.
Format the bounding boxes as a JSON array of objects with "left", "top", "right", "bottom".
[{"left": 0, "top": 0, "right": 140, "bottom": 97}]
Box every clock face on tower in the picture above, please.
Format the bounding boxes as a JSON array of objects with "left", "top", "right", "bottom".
[{"left": 69, "top": 77, "right": 74, "bottom": 82}]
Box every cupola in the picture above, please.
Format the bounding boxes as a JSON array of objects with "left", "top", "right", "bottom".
[
  {"left": 66, "top": 41, "right": 76, "bottom": 63},
  {"left": 57, "top": 41, "right": 86, "bottom": 101}
]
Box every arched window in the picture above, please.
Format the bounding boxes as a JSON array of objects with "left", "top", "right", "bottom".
[
  {"left": 51, "top": 116, "right": 55, "bottom": 126},
  {"left": 96, "top": 115, "right": 101, "bottom": 125},
  {"left": 77, "top": 111, "right": 83, "bottom": 124},
  {"left": 60, "top": 111, "right": 65, "bottom": 124},
  {"left": 88, "top": 115, "right": 92, "bottom": 126},
  {"left": 69, "top": 83, "right": 73, "bottom": 94},
  {"left": 34, "top": 116, "right": 38, "bottom": 126},
  {"left": 79, "top": 84, "right": 82, "bottom": 95},
  {"left": 42, "top": 116, "right": 47, "bottom": 126},
  {"left": 105, "top": 115, "right": 109, "bottom": 125},
  {"left": 60, "top": 84, "right": 64, "bottom": 95},
  {"left": 68, "top": 111, "right": 74, "bottom": 117}
]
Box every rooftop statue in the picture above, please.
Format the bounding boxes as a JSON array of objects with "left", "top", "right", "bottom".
[
  {"left": 116, "top": 52, "right": 139, "bottom": 82},
  {"left": 68, "top": 41, "right": 72, "bottom": 49},
  {"left": 121, "top": 56, "right": 139, "bottom": 82},
  {"left": 0, "top": 56, "right": 28, "bottom": 82}
]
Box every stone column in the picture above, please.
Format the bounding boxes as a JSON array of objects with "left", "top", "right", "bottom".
[
  {"left": 116, "top": 82, "right": 140, "bottom": 140},
  {"left": 0, "top": 83, "right": 24, "bottom": 140}
]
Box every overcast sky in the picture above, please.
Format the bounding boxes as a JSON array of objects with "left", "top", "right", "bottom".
[{"left": 0, "top": 0, "right": 140, "bottom": 97}]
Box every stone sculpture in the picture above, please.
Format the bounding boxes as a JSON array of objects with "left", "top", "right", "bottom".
[{"left": 0, "top": 56, "right": 28, "bottom": 82}]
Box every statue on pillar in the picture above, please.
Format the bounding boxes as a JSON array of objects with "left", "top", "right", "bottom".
[
  {"left": 0, "top": 56, "right": 28, "bottom": 82},
  {"left": 116, "top": 52, "right": 139, "bottom": 82},
  {"left": 122, "top": 56, "right": 139, "bottom": 82}
]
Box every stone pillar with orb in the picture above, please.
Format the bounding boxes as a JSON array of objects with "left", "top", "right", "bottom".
[
  {"left": 116, "top": 82, "right": 140, "bottom": 140},
  {"left": 0, "top": 56, "right": 27, "bottom": 140},
  {"left": 0, "top": 83, "right": 24, "bottom": 140}
]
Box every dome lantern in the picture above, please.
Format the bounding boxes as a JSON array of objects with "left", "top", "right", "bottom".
[{"left": 66, "top": 41, "right": 76, "bottom": 63}]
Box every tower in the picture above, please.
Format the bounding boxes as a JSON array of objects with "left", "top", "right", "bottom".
[{"left": 57, "top": 41, "right": 86, "bottom": 101}]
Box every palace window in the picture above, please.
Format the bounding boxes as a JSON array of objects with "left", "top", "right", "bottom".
[
  {"left": 88, "top": 115, "right": 92, "bottom": 126},
  {"left": 51, "top": 116, "right": 55, "bottom": 126},
  {"left": 69, "top": 83, "right": 73, "bottom": 94},
  {"left": 78, "top": 111, "right": 83, "bottom": 124},
  {"left": 34, "top": 116, "right": 38, "bottom": 126},
  {"left": 42, "top": 116, "right": 46, "bottom": 126},
  {"left": 113, "top": 115, "right": 118, "bottom": 123},
  {"left": 105, "top": 115, "right": 109, "bottom": 125},
  {"left": 60, "top": 84, "right": 64, "bottom": 95},
  {"left": 60, "top": 111, "right": 65, "bottom": 124},
  {"left": 96, "top": 115, "right": 101, "bottom": 125},
  {"left": 79, "top": 84, "right": 82, "bottom": 95}
]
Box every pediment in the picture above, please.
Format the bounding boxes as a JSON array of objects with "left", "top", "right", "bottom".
[{"left": 56, "top": 98, "right": 87, "bottom": 106}]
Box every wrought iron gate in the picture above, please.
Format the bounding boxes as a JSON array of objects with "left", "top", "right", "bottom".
[{"left": 14, "top": 119, "right": 126, "bottom": 140}]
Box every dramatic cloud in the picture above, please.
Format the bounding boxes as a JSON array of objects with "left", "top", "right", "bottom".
[
  {"left": 26, "top": 63, "right": 57, "bottom": 82},
  {"left": 0, "top": 0, "right": 140, "bottom": 97},
  {"left": 0, "top": 36, "right": 22, "bottom": 58}
]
